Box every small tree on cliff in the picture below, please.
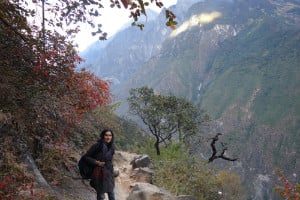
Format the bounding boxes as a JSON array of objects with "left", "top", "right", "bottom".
[{"left": 128, "top": 86, "right": 207, "bottom": 155}]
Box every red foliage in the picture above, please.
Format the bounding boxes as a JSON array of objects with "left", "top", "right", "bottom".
[
  {"left": 276, "top": 170, "right": 300, "bottom": 200},
  {"left": 71, "top": 70, "right": 111, "bottom": 112},
  {"left": 0, "top": 175, "right": 40, "bottom": 199},
  {"left": 31, "top": 45, "right": 111, "bottom": 124},
  {"left": 1, "top": 2, "right": 112, "bottom": 198}
]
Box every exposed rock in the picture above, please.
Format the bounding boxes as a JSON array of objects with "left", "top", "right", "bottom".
[
  {"left": 252, "top": 174, "right": 271, "bottom": 200},
  {"left": 127, "top": 182, "right": 175, "bottom": 200},
  {"left": 130, "top": 155, "right": 151, "bottom": 169},
  {"left": 131, "top": 167, "right": 154, "bottom": 183},
  {"left": 23, "top": 150, "right": 61, "bottom": 197},
  {"left": 113, "top": 166, "right": 120, "bottom": 177}
]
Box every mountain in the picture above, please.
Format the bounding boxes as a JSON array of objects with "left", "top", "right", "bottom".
[
  {"left": 79, "top": 3, "right": 200, "bottom": 88},
  {"left": 79, "top": 9, "right": 170, "bottom": 85},
  {"left": 81, "top": 0, "right": 300, "bottom": 199}
]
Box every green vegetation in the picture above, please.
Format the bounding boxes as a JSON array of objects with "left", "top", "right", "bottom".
[
  {"left": 136, "top": 141, "right": 244, "bottom": 200},
  {"left": 201, "top": 19, "right": 300, "bottom": 126}
]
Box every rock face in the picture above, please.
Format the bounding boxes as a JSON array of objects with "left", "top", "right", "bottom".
[{"left": 79, "top": 10, "right": 170, "bottom": 87}]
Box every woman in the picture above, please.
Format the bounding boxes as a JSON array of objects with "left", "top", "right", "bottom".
[{"left": 84, "top": 129, "right": 115, "bottom": 200}]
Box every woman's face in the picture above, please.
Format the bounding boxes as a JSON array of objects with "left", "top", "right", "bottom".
[{"left": 103, "top": 131, "right": 113, "bottom": 143}]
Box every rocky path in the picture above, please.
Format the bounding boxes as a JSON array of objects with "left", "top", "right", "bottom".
[
  {"left": 27, "top": 150, "right": 190, "bottom": 200},
  {"left": 47, "top": 151, "right": 139, "bottom": 200},
  {"left": 114, "top": 151, "right": 138, "bottom": 199},
  {"left": 98, "top": 151, "right": 139, "bottom": 200}
]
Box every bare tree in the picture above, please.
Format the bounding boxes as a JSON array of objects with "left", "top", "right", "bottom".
[{"left": 208, "top": 133, "right": 238, "bottom": 163}]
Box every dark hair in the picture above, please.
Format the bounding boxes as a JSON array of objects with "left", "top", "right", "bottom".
[{"left": 99, "top": 129, "right": 115, "bottom": 150}]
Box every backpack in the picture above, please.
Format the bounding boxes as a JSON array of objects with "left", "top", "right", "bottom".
[
  {"left": 78, "top": 142, "right": 103, "bottom": 179},
  {"left": 78, "top": 155, "right": 94, "bottom": 179}
]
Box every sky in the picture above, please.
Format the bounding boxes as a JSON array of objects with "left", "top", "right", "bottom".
[{"left": 75, "top": 0, "right": 177, "bottom": 52}]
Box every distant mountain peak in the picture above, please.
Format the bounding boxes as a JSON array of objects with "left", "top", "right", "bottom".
[{"left": 176, "top": 0, "right": 204, "bottom": 12}]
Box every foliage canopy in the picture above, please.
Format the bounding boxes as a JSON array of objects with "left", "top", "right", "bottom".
[
  {"left": 1, "top": 0, "right": 176, "bottom": 41},
  {"left": 128, "top": 86, "right": 208, "bottom": 155}
]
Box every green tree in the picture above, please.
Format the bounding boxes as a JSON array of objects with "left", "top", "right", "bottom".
[
  {"left": 128, "top": 87, "right": 206, "bottom": 155},
  {"left": 164, "top": 95, "right": 209, "bottom": 142}
]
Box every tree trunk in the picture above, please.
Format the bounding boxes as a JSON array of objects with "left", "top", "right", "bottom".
[
  {"left": 154, "top": 136, "right": 160, "bottom": 155},
  {"left": 178, "top": 121, "right": 183, "bottom": 142},
  {"left": 178, "top": 128, "right": 183, "bottom": 143}
]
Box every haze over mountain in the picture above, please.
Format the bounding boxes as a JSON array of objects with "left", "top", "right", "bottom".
[{"left": 80, "top": 0, "right": 300, "bottom": 199}]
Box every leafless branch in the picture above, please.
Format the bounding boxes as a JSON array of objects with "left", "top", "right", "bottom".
[{"left": 208, "top": 133, "right": 238, "bottom": 163}]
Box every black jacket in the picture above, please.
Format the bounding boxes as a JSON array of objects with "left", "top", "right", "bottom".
[{"left": 84, "top": 140, "right": 114, "bottom": 193}]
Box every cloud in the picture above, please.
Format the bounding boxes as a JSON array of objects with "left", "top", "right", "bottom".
[{"left": 170, "top": 11, "right": 222, "bottom": 38}]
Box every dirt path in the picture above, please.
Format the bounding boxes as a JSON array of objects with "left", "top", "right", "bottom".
[
  {"left": 113, "top": 151, "right": 139, "bottom": 200},
  {"left": 94, "top": 151, "right": 139, "bottom": 199}
]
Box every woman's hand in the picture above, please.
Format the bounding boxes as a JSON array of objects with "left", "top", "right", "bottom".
[{"left": 95, "top": 161, "right": 105, "bottom": 167}]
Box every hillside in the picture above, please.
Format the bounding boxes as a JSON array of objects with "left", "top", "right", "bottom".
[
  {"left": 80, "top": 0, "right": 300, "bottom": 199},
  {"left": 196, "top": 17, "right": 300, "bottom": 199}
]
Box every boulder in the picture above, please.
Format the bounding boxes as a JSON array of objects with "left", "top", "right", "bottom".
[
  {"left": 131, "top": 167, "right": 154, "bottom": 183},
  {"left": 127, "top": 182, "right": 175, "bottom": 200},
  {"left": 130, "top": 155, "right": 151, "bottom": 169},
  {"left": 113, "top": 166, "right": 120, "bottom": 177}
]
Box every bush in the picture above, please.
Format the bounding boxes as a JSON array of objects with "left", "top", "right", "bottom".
[{"left": 138, "top": 141, "right": 243, "bottom": 199}]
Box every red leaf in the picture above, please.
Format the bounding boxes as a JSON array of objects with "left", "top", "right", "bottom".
[{"left": 0, "top": 181, "right": 6, "bottom": 190}]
